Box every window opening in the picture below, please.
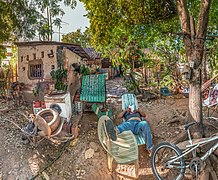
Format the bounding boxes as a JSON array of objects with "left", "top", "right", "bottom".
[
  {"left": 30, "top": 64, "right": 43, "bottom": 78},
  {"left": 41, "top": 51, "right": 44, "bottom": 58}
]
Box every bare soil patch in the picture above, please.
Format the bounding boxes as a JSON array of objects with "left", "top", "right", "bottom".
[{"left": 0, "top": 96, "right": 217, "bottom": 180}]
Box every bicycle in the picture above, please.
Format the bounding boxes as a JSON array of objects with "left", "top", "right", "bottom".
[{"left": 151, "top": 122, "right": 218, "bottom": 180}]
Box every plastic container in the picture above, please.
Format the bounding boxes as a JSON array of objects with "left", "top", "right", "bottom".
[
  {"left": 33, "top": 101, "right": 41, "bottom": 108},
  {"left": 33, "top": 101, "right": 42, "bottom": 114},
  {"left": 41, "top": 101, "right": 46, "bottom": 109},
  {"left": 33, "top": 108, "right": 42, "bottom": 114}
]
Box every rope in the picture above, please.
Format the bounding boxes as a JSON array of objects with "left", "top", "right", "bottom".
[
  {"left": 2, "top": 118, "right": 24, "bottom": 131},
  {"left": 29, "top": 140, "right": 71, "bottom": 180},
  {"left": 1, "top": 114, "right": 74, "bottom": 179},
  {"left": 1, "top": 118, "right": 39, "bottom": 144},
  {"left": 2, "top": 118, "right": 74, "bottom": 143},
  {"left": 2, "top": 118, "right": 36, "bottom": 136}
]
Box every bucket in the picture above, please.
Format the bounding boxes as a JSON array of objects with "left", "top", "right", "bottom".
[
  {"left": 33, "top": 101, "right": 41, "bottom": 108},
  {"left": 41, "top": 101, "right": 46, "bottom": 109},
  {"left": 37, "top": 108, "right": 61, "bottom": 133}
]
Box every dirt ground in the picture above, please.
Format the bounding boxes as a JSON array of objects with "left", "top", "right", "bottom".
[{"left": 0, "top": 94, "right": 217, "bottom": 180}]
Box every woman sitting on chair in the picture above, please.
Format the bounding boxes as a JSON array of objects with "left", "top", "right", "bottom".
[{"left": 106, "top": 105, "right": 154, "bottom": 153}]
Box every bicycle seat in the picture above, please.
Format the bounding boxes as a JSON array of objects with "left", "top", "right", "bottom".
[{"left": 184, "top": 122, "right": 196, "bottom": 131}]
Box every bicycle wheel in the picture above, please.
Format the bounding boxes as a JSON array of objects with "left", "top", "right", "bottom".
[{"left": 151, "top": 142, "right": 185, "bottom": 180}]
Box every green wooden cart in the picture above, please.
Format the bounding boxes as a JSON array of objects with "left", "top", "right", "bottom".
[{"left": 80, "top": 74, "right": 106, "bottom": 111}]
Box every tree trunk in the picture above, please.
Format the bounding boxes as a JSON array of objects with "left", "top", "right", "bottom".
[
  {"left": 177, "top": 0, "right": 211, "bottom": 137},
  {"left": 189, "top": 67, "right": 204, "bottom": 136},
  {"left": 171, "top": 65, "right": 182, "bottom": 94},
  {"left": 143, "top": 63, "right": 148, "bottom": 84},
  {"left": 50, "top": 8, "right": 53, "bottom": 41},
  {"left": 202, "top": 49, "right": 208, "bottom": 82},
  {"left": 129, "top": 70, "right": 141, "bottom": 94},
  {"left": 47, "top": 7, "right": 50, "bottom": 41}
]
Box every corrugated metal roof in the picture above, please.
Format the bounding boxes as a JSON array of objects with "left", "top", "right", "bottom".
[
  {"left": 84, "top": 48, "right": 101, "bottom": 60},
  {"left": 80, "top": 74, "right": 106, "bottom": 102}
]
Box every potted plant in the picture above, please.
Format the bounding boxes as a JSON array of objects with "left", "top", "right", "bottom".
[{"left": 50, "top": 68, "right": 68, "bottom": 92}]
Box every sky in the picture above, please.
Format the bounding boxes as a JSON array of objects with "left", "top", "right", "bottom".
[{"left": 53, "top": 1, "right": 90, "bottom": 42}]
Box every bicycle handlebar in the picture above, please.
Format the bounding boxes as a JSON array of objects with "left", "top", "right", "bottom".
[{"left": 184, "top": 122, "right": 197, "bottom": 131}]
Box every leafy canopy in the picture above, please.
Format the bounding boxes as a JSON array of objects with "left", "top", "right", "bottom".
[
  {"left": 62, "top": 28, "right": 91, "bottom": 47},
  {"left": 0, "top": 0, "right": 77, "bottom": 63},
  {"left": 81, "top": 0, "right": 218, "bottom": 71},
  {"left": 81, "top": 0, "right": 177, "bottom": 51},
  {"left": 0, "top": 0, "right": 77, "bottom": 42}
]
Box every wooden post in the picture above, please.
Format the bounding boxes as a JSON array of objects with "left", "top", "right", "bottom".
[
  {"left": 15, "top": 64, "right": 18, "bottom": 82},
  {"left": 143, "top": 63, "right": 148, "bottom": 84}
]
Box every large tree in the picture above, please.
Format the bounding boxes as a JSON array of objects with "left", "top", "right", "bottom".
[
  {"left": 177, "top": 0, "right": 212, "bottom": 136},
  {"left": 0, "top": 0, "right": 77, "bottom": 63},
  {"left": 33, "top": 0, "right": 77, "bottom": 41},
  {"left": 0, "top": 0, "right": 77, "bottom": 42},
  {"left": 81, "top": 0, "right": 179, "bottom": 93},
  {"left": 81, "top": 0, "right": 177, "bottom": 51},
  {"left": 81, "top": 0, "right": 218, "bottom": 136}
]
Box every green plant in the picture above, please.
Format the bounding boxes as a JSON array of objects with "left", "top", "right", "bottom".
[
  {"left": 50, "top": 68, "right": 68, "bottom": 91},
  {"left": 32, "top": 82, "right": 43, "bottom": 97},
  {"left": 124, "top": 78, "right": 139, "bottom": 93},
  {"left": 32, "top": 86, "right": 39, "bottom": 97},
  {"left": 50, "top": 68, "right": 67, "bottom": 80},
  {"left": 79, "top": 65, "right": 90, "bottom": 75}
]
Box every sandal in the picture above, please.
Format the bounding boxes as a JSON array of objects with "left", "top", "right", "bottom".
[
  {"left": 147, "top": 145, "right": 154, "bottom": 157},
  {"left": 106, "top": 119, "right": 117, "bottom": 141},
  {"left": 148, "top": 149, "right": 152, "bottom": 157}
]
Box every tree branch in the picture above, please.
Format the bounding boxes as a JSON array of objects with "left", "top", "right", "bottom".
[
  {"left": 196, "top": 0, "right": 212, "bottom": 38},
  {"left": 177, "top": 0, "right": 192, "bottom": 59}
]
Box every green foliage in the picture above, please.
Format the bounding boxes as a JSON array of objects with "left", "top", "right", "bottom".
[
  {"left": 124, "top": 79, "right": 138, "bottom": 92},
  {"left": 0, "top": 46, "right": 6, "bottom": 65},
  {"left": 0, "top": 0, "right": 77, "bottom": 42},
  {"left": 32, "top": 85, "right": 40, "bottom": 97},
  {"left": 31, "top": 0, "right": 77, "bottom": 40},
  {"left": 123, "top": 72, "right": 141, "bottom": 92},
  {"left": 160, "top": 75, "right": 174, "bottom": 88},
  {"left": 54, "top": 80, "right": 68, "bottom": 91},
  {"left": 50, "top": 68, "right": 68, "bottom": 91},
  {"left": 208, "top": 0, "right": 218, "bottom": 33},
  {"left": 79, "top": 65, "right": 90, "bottom": 75},
  {"left": 81, "top": 0, "right": 216, "bottom": 90},
  {"left": 62, "top": 28, "right": 91, "bottom": 47},
  {"left": 206, "top": 39, "right": 218, "bottom": 76},
  {"left": 51, "top": 68, "right": 67, "bottom": 80},
  {"left": 81, "top": 0, "right": 182, "bottom": 89},
  {"left": 81, "top": 0, "right": 177, "bottom": 50},
  {"left": 10, "top": 46, "right": 18, "bottom": 67}
]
